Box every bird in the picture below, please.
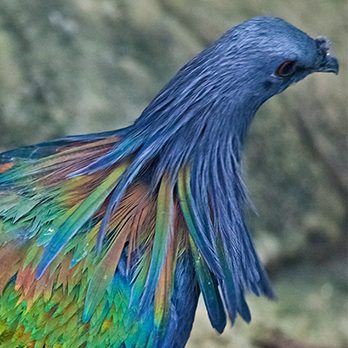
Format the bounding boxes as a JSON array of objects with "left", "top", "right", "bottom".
[{"left": 0, "top": 16, "right": 339, "bottom": 348}]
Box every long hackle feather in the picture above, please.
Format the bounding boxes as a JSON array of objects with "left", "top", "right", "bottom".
[{"left": 0, "top": 117, "right": 273, "bottom": 347}]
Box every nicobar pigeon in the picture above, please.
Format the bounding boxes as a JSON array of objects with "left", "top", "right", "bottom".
[{"left": 0, "top": 16, "right": 339, "bottom": 348}]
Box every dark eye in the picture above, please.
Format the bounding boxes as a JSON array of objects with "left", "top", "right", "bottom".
[{"left": 276, "top": 60, "right": 297, "bottom": 77}]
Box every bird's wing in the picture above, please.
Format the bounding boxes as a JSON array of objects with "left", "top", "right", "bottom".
[
  {"left": 0, "top": 134, "right": 201, "bottom": 347},
  {"left": 0, "top": 132, "right": 270, "bottom": 347}
]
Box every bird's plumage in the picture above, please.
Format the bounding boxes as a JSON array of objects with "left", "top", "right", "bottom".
[{"left": 0, "top": 16, "right": 338, "bottom": 347}]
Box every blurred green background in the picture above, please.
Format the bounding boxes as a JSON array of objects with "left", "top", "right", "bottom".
[{"left": 0, "top": 1, "right": 347, "bottom": 347}]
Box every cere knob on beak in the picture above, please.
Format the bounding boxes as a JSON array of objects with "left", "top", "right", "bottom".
[{"left": 315, "top": 36, "right": 339, "bottom": 74}]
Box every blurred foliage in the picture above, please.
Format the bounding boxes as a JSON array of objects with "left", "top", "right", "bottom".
[{"left": 0, "top": 0, "right": 347, "bottom": 347}]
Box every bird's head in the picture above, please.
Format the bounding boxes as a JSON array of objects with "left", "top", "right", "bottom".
[
  {"left": 134, "top": 16, "right": 339, "bottom": 155},
  {"left": 192, "top": 16, "right": 339, "bottom": 107}
]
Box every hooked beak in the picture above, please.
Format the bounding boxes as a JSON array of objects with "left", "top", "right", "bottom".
[
  {"left": 317, "top": 54, "right": 339, "bottom": 74},
  {"left": 315, "top": 37, "right": 339, "bottom": 74}
]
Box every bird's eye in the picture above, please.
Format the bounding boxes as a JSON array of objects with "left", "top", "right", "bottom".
[{"left": 276, "top": 60, "right": 297, "bottom": 77}]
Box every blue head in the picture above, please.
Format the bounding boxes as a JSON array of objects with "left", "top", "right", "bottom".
[
  {"left": 179, "top": 16, "right": 339, "bottom": 109},
  {"left": 212, "top": 16, "right": 339, "bottom": 102},
  {"left": 132, "top": 16, "right": 338, "bottom": 150}
]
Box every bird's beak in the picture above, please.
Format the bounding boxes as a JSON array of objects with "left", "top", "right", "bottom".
[
  {"left": 314, "top": 37, "right": 339, "bottom": 74},
  {"left": 317, "top": 54, "right": 339, "bottom": 74}
]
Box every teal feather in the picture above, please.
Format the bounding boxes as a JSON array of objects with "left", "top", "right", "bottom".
[
  {"left": 36, "top": 164, "right": 127, "bottom": 278},
  {"left": 84, "top": 226, "right": 128, "bottom": 321},
  {"left": 140, "top": 174, "right": 174, "bottom": 309},
  {"left": 189, "top": 236, "right": 226, "bottom": 333}
]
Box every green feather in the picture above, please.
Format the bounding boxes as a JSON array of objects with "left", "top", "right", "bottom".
[
  {"left": 140, "top": 174, "right": 173, "bottom": 310},
  {"left": 36, "top": 163, "right": 128, "bottom": 278},
  {"left": 84, "top": 227, "right": 128, "bottom": 322},
  {"left": 189, "top": 236, "right": 226, "bottom": 333}
]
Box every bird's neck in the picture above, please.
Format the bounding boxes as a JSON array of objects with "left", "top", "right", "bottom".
[{"left": 128, "top": 85, "right": 260, "bottom": 169}]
